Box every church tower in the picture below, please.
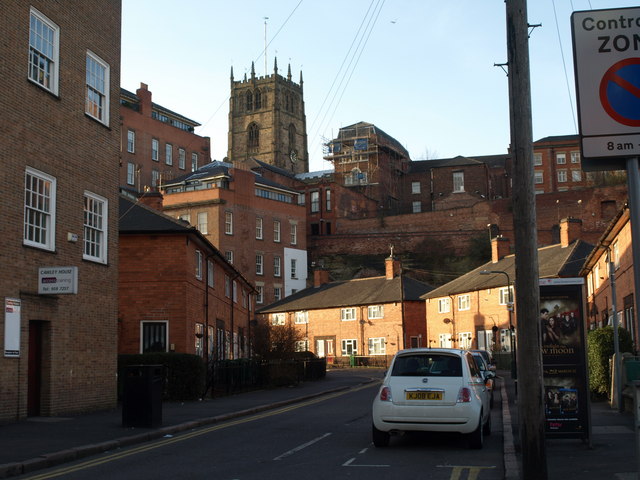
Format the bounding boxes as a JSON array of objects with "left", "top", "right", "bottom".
[{"left": 228, "top": 59, "right": 309, "bottom": 174}]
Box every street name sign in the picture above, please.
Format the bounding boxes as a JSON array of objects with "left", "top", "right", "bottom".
[{"left": 572, "top": 7, "right": 640, "bottom": 168}]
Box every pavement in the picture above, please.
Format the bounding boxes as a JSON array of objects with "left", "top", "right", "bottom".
[{"left": 0, "top": 367, "right": 637, "bottom": 479}]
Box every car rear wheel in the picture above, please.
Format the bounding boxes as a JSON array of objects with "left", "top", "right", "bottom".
[
  {"left": 372, "top": 424, "right": 390, "bottom": 447},
  {"left": 467, "top": 415, "right": 484, "bottom": 449}
]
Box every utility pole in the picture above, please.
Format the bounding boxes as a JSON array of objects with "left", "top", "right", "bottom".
[{"left": 505, "top": 1, "right": 548, "bottom": 478}]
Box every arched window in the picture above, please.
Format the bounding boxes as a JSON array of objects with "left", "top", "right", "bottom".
[
  {"left": 248, "top": 123, "right": 259, "bottom": 149},
  {"left": 254, "top": 89, "right": 262, "bottom": 109},
  {"left": 245, "top": 90, "right": 253, "bottom": 111}
]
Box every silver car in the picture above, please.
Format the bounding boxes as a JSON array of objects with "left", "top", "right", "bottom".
[{"left": 372, "top": 348, "right": 491, "bottom": 449}]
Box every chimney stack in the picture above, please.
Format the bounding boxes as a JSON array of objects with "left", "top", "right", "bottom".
[
  {"left": 385, "top": 256, "right": 401, "bottom": 279},
  {"left": 491, "top": 236, "right": 510, "bottom": 263},
  {"left": 314, "top": 268, "right": 330, "bottom": 288},
  {"left": 560, "top": 217, "right": 582, "bottom": 247}
]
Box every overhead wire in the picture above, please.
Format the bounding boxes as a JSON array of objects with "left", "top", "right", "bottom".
[{"left": 551, "top": 0, "right": 578, "bottom": 134}]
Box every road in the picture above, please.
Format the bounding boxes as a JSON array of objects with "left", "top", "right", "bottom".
[{"left": 18, "top": 382, "right": 504, "bottom": 480}]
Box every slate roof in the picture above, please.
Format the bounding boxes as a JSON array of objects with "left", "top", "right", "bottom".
[
  {"left": 119, "top": 196, "right": 193, "bottom": 234},
  {"left": 336, "top": 121, "right": 409, "bottom": 158},
  {"left": 162, "top": 161, "right": 299, "bottom": 194},
  {"left": 257, "top": 275, "right": 433, "bottom": 314},
  {"left": 534, "top": 134, "right": 580, "bottom": 144},
  {"left": 120, "top": 88, "right": 200, "bottom": 127},
  {"left": 408, "top": 154, "right": 510, "bottom": 174},
  {"left": 422, "top": 239, "right": 594, "bottom": 299}
]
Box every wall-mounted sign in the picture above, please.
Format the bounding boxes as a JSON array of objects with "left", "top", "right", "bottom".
[
  {"left": 38, "top": 267, "right": 78, "bottom": 295},
  {"left": 4, "top": 298, "right": 21, "bottom": 357}
]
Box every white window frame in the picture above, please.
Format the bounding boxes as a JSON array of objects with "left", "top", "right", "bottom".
[
  {"left": 256, "top": 254, "right": 264, "bottom": 275},
  {"left": 499, "top": 286, "right": 514, "bottom": 305},
  {"left": 165, "top": 143, "right": 173, "bottom": 165},
  {"left": 458, "top": 332, "right": 473, "bottom": 349},
  {"left": 197, "top": 212, "right": 208, "bottom": 234},
  {"left": 127, "top": 130, "right": 135, "bottom": 153},
  {"left": 571, "top": 151, "right": 581, "bottom": 164},
  {"left": 412, "top": 201, "right": 421, "bottom": 213},
  {"left": 295, "top": 340, "right": 309, "bottom": 352},
  {"left": 151, "top": 169, "right": 159, "bottom": 187},
  {"left": 556, "top": 153, "right": 566, "bottom": 164},
  {"left": 191, "top": 152, "right": 198, "bottom": 171},
  {"left": 127, "top": 163, "right": 136, "bottom": 185},
  {"left": 28, "top": 8, "right": 59, "bottom": 95},
  {"left": 225, "top": 211, "right": 233, "bottom": 235},
  {"left": 291, "top": 223, "right": 297, "bottom": 245},
  {"left": 195, "top": 250, "right": 203, "bottom": 279},
  {"left": 411, "top": 181, "right": 421, "bottom": 194},
  {"left": 256, "top": 284, "right": 264, "bottom": 304},
  {"left": 274, "top": 255, "right": 281, "bottom": 277},
  {"left": 534, "top": 171, "right": 544, "bottom": 184},
  {"left": 453, "top": 171, "right": 464, "bottom": 192},
  {"left": 458, "top": 294, "right": 470, "bottom": 311},
  {"left": 83, "top": 191, "right": 108, "bottom": 264},
  {"left": 368, "top": 305, "right": 384, "bottom": 319},
  {"left": 272, "top": 313, "right": 286, "bottom": 326},
  {"left": 24, "top": 167, "right": 56, "bottom": 251},
  {"left": 341, "top": 307, "right": 356, "bottom": 321},
  {"left": 178, "top": 148, "right": 186, "bottom": 170},
  {"left": 438, "top": 297, "right": 451, "bottom": 314},
  {"left": 291, "top": 258, "right": 297, "bottom": 278},
  {"left": 368, "top": 337, "right": 386, "bottom": 355},
  {"left": 294, "top": 311, "right": 308, "bottom": 324},
  {"left": 256, "top": 217, "right": 263, "bottom": 239},
  {"left": 225, "top": 250, "right": 234, "bottom": 264},
  {"left": 86, "top": 51, "right": 110, "bottom": 125},
  {"left": 557, "top": 170, "right": 568, "bottom": 183},
  {"left": 274, "top": 220, "right": 281, "bottom": 243},
  {"left": 152, "top": 139, "right": 159, "bottom": 161},
  {"left": 533, "top": 153, "right": 542, "bottom": 166},
  {"left": 326, "top": 189, "right": 331, "bottom": 211},
  {"left": 310, "top": 191, "right": 320, "bottom": 213},
  {"left": 274, "top": 286, "right": 282, "bottom": 301},
  {"left": 341, "top": 339, "right": 358, "bottom": 356}
]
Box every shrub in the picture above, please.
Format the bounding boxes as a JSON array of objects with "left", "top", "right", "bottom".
[
  {"left": 587, "top": 326, "right": 634, "bottom": 396},
  {"left": 118, "top": 353, "right": 206, "bottom": 401}
]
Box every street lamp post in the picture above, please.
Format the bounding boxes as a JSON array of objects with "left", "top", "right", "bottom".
[{"left": 480, "top": 270, "right": 516, "bottom": 378}]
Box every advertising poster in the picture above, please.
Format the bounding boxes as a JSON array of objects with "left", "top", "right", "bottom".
[
  {"left": 4, "top": 298, "right": 21, "bottom": 358},
  {"left": 540, "top": 280, "right": 589, "bottom": 440}
]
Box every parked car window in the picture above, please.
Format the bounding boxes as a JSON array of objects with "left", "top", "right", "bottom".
[{"left": 391, "top": 353, "right": 462, "bottom": 377}]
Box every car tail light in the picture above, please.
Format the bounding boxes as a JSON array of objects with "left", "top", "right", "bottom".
[
  {"left": 457, "top": 387, "right": 472, "bottom": 403},
  {"left": 379, "top": 386, "right": 393, "bottom": 402}
]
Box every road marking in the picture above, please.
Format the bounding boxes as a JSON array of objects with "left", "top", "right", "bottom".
[
  {"left": 343, "top": 457, "right": 389, "bottom": 467},
  {"left": 437, "top": 465, "right": 496, "bottom": 480},
  {"left": 273, "top": 432, "right": 332, "bottom": 460},
  {"left": 21, "top": 383, "right": 376, "bottom": 480}
]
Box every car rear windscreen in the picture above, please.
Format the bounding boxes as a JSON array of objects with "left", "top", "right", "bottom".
[{"left": 391, "top": 354, "right": 462, "bottom": 377}]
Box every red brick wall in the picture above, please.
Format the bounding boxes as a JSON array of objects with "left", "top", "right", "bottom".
[
  {"left": 0, "top": 0, "right": 121, "bottom": 420},
  {"left": 120, "top": 83, "right": 211, "bottom": 193},
  {"left": 119, "top": 233, "right": 253, "bottom": 358}
]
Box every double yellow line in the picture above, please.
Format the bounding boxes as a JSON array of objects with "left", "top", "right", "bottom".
[{"left": 24, "top": 383, "right": 375, "bottom": 479}]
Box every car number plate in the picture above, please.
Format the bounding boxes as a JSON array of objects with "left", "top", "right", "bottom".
[{"left": 406, "top": 391, "right": 442, "bottom": 400}]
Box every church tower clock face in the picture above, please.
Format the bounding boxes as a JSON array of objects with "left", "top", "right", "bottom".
[{"left": 228, "top": 59, "right": 309, "bottom": 174}]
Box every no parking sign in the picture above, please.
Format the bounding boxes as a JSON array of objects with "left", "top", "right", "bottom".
[{"left": 572, "top": 7, "right": 640, "bottom": 168}]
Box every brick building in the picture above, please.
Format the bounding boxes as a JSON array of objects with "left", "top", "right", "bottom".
[
  {"left": 228, "top": 60, "right": 309, "bottom": 174},
  {"left": 0, "top": 1, "right": 121, "bottom": 420},
  {"left": 422, "top": 219, "right": 593, "bottom": 356},
  {"left": 119, "top": 196, "right": 254, "bottom": 360},
  {"left": 581, "top": 204, "right": 637, "bottom": 347},
  {"left": 258, "top": 257, "right": 433, "bottom": 363},
  {"left": 161, "top": 161, "right": 308, "bottom": 308},
  {"left": 323, "top": 122, "right": 411, "bottom": 215},
  {"left": 120, "top": 83, "right": 211, "bottom": 194}
]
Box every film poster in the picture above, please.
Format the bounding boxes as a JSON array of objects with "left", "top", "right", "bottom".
[{"left": 540, "top": 280, "right": 589, "bottom": 439}]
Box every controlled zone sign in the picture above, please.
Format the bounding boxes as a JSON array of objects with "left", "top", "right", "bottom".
[{"left": 572, "top": 7, "right": 640, "bottom": 166}]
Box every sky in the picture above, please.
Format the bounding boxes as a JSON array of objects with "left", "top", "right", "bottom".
[{"left": 121, "top": 0, "right": 639, "bottom": 172}]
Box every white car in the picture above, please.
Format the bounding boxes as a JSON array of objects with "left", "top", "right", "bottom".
[{"left": 372, "top": 348, "right": 491, "bottom": 449}]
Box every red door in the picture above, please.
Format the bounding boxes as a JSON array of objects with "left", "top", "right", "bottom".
[{"left": 27, "top": 322, "right": 43, "bottom": 416}]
